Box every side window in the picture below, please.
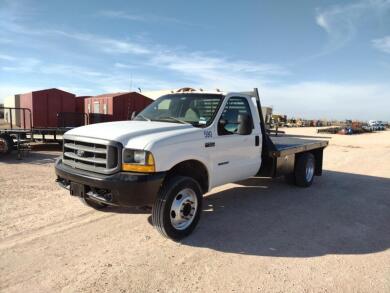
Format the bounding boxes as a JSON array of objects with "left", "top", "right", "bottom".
[
  {"left": 218, "top": 97, "right": 253, "bottom": 135},
  {"left": 93, "top": 101, "right": 100, "bottom": 113},
  {"left": 158, "top": 99, "right": 171, "bottom": 110}
]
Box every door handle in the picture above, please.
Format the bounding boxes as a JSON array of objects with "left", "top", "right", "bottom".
[{"left": 255, "top": 135, "right": 260, "bottom": 146}]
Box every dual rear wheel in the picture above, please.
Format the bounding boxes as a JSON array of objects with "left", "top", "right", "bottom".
[{"left": 285, "top": 152, "right": 316, "bottom": 187}]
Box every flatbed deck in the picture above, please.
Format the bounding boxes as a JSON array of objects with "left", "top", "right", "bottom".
[{"left": 269, "top": 135, "right": 328, "bottom": 157}]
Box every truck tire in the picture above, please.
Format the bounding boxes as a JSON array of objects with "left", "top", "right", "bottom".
[
  {"left": 294, "top": 153, "right": 315, "bottom": 187},
  {"left": 0, "top": 134, "right": 14, "bottom": 156},
  {"left": 152, "top": 176, "right": 202, "bottom": 240},
  {"left": 79, "top": 197, "right": 108, "bottom": 210}
]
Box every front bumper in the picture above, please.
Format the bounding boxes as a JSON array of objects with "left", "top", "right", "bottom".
[{"left": 55, "top": 158, "right": 165, "bottom": 207}]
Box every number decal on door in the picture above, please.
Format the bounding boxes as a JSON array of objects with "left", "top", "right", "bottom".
[{"left": 204, "top": 130, "right": 212, "bottom": 138}]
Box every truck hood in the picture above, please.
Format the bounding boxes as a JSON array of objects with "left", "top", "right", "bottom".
[{"left": 64, "top": 121, "right": 199, "bottom": 149}]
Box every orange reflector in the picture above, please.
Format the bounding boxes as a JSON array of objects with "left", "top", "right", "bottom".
[{"left": 122, "top": 163, "right": 155, "bottom": 173}]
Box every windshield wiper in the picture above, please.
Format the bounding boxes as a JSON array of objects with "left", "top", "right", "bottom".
[
  {"left": 158, "top": 116, "right": 191, "bottom": 124},
  {"left": 136, "top": 114, "right": 151, "bottom": 121}
]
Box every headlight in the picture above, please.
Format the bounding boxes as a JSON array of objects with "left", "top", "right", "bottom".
[{"left": 122, "top": 149, "right": 155, "bottom": 172}]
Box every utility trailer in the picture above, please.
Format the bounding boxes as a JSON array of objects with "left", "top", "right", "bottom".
[{"left": 0, "top": 107, "right": 84, "bottom": 158}]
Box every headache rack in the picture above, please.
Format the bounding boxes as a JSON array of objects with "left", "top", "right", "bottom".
[{"left": 62, "top": 135, "right": 121, "bottom": 174}]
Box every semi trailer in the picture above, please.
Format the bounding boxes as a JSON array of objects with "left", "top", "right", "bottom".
[{"left": 55, "top": 88, "right": 328, "bottom": 240}]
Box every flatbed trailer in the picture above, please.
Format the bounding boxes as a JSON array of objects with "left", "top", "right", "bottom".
[{"left": 0, "top": 107, "right": 74, "bottom": 157}]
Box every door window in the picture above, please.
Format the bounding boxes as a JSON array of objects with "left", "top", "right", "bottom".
[{"left": 218, "top": 97, "right": 253, "bottom": 135}]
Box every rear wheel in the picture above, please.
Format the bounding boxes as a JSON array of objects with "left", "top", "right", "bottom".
[
  {"left": 0, "top": 134, "right": 14, "bottom": 156},
  {"left": 294, "top": 153, "right": 315, "bottom": 187},
  {"left": 152, "top": 176, "right": 202, "bottom": 240}
]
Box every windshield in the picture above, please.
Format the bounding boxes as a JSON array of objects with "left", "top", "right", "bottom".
[{"left": 134, "top": 93, "right": 223, "bottom": 127}]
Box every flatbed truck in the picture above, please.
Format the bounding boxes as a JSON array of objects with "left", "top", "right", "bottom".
[{"left": 55, "top": 88, "right": 328, "bottom": 240}]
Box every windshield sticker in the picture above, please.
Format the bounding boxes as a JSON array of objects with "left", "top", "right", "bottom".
[{"left": 204, "top": 130, "right": 212, "bottom": 138}]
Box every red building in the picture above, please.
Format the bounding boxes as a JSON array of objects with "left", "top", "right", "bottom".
[
  {"left": 20, "top": 88, "right": 76, "bottom": 128},
  {"left": 84, "top": 92, "right": 153, "bottom": 122},
  {"left": 75, "top": 96, "right": 90, "bottom": 113}
]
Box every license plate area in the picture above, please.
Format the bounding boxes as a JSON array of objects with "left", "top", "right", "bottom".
[{"left": 70, "top": 182, "right": 86, "bottom": 197}]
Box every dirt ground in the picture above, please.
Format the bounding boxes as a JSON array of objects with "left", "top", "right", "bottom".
[{"left": 1, "top": 128, "right": 389, "bottom": 293}]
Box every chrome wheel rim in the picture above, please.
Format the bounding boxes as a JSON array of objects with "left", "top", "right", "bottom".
[
  {"left": 306, "top": 158, "right": 315, "bottom": 182},
  {"left": 170, "top": 188, "right": 198, "bottom": 230}
]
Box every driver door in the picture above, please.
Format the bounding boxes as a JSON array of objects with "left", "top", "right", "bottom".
[{"left": 210, "top": 96, "right": 261, "bottom": 187}]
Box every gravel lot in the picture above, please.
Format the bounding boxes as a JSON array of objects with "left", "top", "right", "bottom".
[{"left": 1, "top": 128, "right": 389, "bottom": 292}]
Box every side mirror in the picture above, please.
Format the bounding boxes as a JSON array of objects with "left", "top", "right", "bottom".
[
  {"left": 237, "top": 114, "right": 252, "bottom": 135},
  {"left": 217, "top": 118, "right": 227, "bottom": 134}
]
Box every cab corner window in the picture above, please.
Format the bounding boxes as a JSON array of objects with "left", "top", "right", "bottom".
[{"left": 218, "top": 97, "right": 253, "bottom": 136}]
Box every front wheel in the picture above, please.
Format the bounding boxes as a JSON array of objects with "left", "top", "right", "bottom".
[{"left": 152, "top": 176, "right": 203, "bottom": 240}]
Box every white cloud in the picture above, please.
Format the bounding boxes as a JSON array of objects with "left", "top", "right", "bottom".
[
  {"left": 97, "top": 10, "right": 202, "bottom": 27},
  {"left": 0, "top": 85, "right": 40, "bottom": 101},
  {"left": 262, "top": 82, "right": 390, "bottom": 121},
  {"left": 315, "top": 0, "right": 390, "bottom": 52},
  {"left": 98, "top": 10, "right": 146, "bottom": 21},
  {"left": 0, "top": 53, "right": 16, "bottom": 61},
  {"left": 59, "top": 86, "right": 96, "bottom": 96},
  {"left": 0, "top": 38, "right": 13, "bottom": 44},
  {"left": 114, "top": 62, "right": 138, "bottom": 69},
  {"left": 0, "top": 54, "right": 40, "bottom": 72},
  {"left": 315, "top": 14, "right": 330, "bottom": 33},
  {"left": 372, "top": 36, "right": 390, "bottom": 53},
  {"left": 149, "top": 51, "right": 288, "bottom": 90},
  {"left": 39, "top": 64, "right": 106, "bottom": 78},
  {"left": 51, "top": 30, "right": 150, "bottom": 55},
  {"left": 0, "top": 1, "right": 285, "bottom": 87}
]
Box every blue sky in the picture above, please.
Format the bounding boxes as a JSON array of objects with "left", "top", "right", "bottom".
[{"left": 0, "top": 0, "right": 389, "bottom": 120}]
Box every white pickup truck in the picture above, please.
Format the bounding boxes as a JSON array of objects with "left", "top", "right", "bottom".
[{"left": 55, "top": 88, "right": 328, "bottom": 240}]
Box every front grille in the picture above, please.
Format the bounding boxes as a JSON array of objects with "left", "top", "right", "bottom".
[{"left": 62, "top": 136, "right": 121, "bottom": 174}]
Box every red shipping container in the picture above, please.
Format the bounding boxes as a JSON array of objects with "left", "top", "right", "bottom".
[
  {"left": 75, "top": 96, "right": 90, "bottom": 113},
  {"left": 20, "top": 88, "right": 76, "bottom": 128},
  {"left": 84, "top": 92, "right": 153, "bottom": 122}
]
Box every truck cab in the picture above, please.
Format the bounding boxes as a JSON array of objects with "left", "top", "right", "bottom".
[{"left": 55, "top": 89, "right": 328, "bottom": 240}]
